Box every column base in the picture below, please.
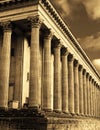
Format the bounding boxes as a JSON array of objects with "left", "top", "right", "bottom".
[
  {"left": 62, "top": 111, "right": 69, "bottom": 115},
  {"left": 53, "top": 109, "right": 62, "bottom": 113},
  {"left": 87, "top": 114, "right": 91, "bottom": 117},
  {"left": 80, "top": 113, "right": 84, "bottom": 116},
  {"left": 85, "top": 114, "right": 89, "bottom": 117},
  {"left": 28, "top": 105, "right": 40, "bottom": 112},
  {"left": 42, "top": 108, "right": 53, "bottom": 112},
  {"left": 69, "top": 112, "right": 75, "bottom": 116},
  {"left": 74, "top": 113, "right": 80, "bottom": 116}
]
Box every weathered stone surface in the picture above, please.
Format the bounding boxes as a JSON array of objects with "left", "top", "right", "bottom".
[{"left": 0, "top": 111, "right": 99, "bottom": 130}]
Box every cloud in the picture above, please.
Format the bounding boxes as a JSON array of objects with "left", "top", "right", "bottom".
[
  {"left": 53, "top": 0, "right": 100, "bottom": 20},
  {"left": 52, "top": 0, "right": 70, "bottom": 17},
  {"left": 81, "top": 0, "right": 100, "bottom": 19},
  {"left": 73, "top": 0, "right": 100, "bottom": 19},
  {"left": 78, "top": 32, "right": 100, "bottom": 51},
  {"left": 78, "top": 33, "right": 100, "bottom": 73}
]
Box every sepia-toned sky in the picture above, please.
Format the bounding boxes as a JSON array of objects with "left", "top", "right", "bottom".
[{"left": 51, "top": 0, "right": 100, "bottom": 74}]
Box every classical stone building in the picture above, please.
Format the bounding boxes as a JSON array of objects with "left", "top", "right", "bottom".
[{"left": 0, "top": 0, "right": 100, "bottom": 130}]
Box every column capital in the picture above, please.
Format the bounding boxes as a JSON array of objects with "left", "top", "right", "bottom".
[
  {"left": 89, "top": 76, "right": 92, "bottom": 81},
  {"left": 0, "top": 21, "right": 12, "bottom": 31},
  {"left": 53, "top": 39, "right": 62, "bottom": 49},
  {"left": 97, "top": 85, "right": 99, "bottom": 89},
  {"left": 61, "top": 47, "right": 69, "bottom": 56},
  {"left": 68, "top": 53, "right": 74, "bottom": 62},
  {"left": 96, "top": 83, "right": 99, "bottom": 88},
  {"left": 83, "top": 68, "right": 86, "bottom": 75},
  {"left": 92, "top": 78, "right": 94, "bottom": 83},
  {"left": 78, "top": 64, "right": 83, "bottom": 71},
  {"left": 28, "top": 15, "right": 42, "bottom": 28},
  {"left": 43, "top": 28, "right": 53, "bottom": 39},
  {"left": 94, "top": 81, "right": 96, "bottom": 86},
  {"left": 74, "top": 59, "right": 79, "bottom": 67},
  {"left": 86, "top": 72, "right": 89, "bottom": 78}
]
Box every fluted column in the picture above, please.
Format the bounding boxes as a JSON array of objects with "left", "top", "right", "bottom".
[
  {"left": 61, "top": 47, "right": 69, "bottom": 113},
  {"left": 74, "top": 59, "right": 79, "bottom": 115},
  {"left": 83, "top": 69, "right": 87, "bottom": 115},
  {"left": 68, "top": 53, "right": 74, "bottom": 114},
  {"left": 91, "top": 79, "right": 94, "bottom": 116},
  {"left": 0, "top": 21, "right": 12, "bottom": 109},
  {"left": 79, "top": 65, "right": 84, "bottom": 115},
  {"left": 28, "top": 16, "right": 42, "bottom": 109},
  {"left": 92, "top": 79, "right": 95, "bottom": 116},
  {"left": 95, "top": 84, "right": 98, "bottom": 117},
  {"left": 97, "top": 86, "right": 99, "bottom": 117},
  {"left": 43, "top": 29, "right": 53, "bottom": 111},
  {"left": 99, "top": 87, "right": 100, "bottom": 117},
  {"left": 89, "top": 76, "right": 92, "bottom": 116},
  {"left": 94, "top": 81, "right": 96, "bottom": 117},
  {"left": 86, "top": 73, "right": 90, "bottom": 116},
  {"left": 98, "top": 85, "right": 100, "bottom": 118},
  {"left": 53, "top": 40, "right": 62, "bottom": 112}
]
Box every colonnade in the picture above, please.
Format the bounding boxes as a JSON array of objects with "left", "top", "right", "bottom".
[{"left": 0, "top": 16, "right": 100, "bottom": 118}]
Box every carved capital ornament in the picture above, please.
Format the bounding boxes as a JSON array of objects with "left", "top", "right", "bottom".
[
  {"left": 28, "top": 15, "right": 42, "bottom": 28},
  {"left": 0, "top": 21, "right": 12, "bottom": 31},
  {"left": 43, "top": 28, "right": 53, "bottom": 39},
  {"left": 61, "top": 47, "right": 68, "bottom": 56},
  {"left": 68, "top": 53, "right": 74, "bottom": 62},
  {"left": 74, "top": 59, "right": 79, "bottom": 67}
]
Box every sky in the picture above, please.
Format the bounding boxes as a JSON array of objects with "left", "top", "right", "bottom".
[{"left": 51, "top": 0, "right": 100, "bottom": 74}]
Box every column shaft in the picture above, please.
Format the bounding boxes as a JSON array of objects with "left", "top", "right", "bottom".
[
  {"left": 61, "top": 48, "right": 68, "bottom": 113},
  {"left": 74, "top": 60, "right": 79, "bottom": 115},
  {"left": 29, "top": 16, "right": 41, "bottom": 108},
  {"left": 86, "top": 73, "right": 90, "bottom": 115},
  {"left": 94, "top": 82, "right": 96, "bottom": 117},
  {"left": 0, "top": 22, "right": 12, "bottom": 108},
  {"left": 79, "top": 65, "right": 84, "bottom": 115},
  {"left": 83, "top": 69, "right": 87, "bottom": 115},
  {"left": 54, "top": 42, "right": 62, "bottom": 112},
  {"left": 89, "top": 77, "right": 92, "bottom": 116},
  {"left": 68, "top": 54, "right": 74, "bottom": 114},
  {"left": 92, "top": 81, "right": 95, "bottom": 116},
  {"left": 91, "top": 79, "right": 94, "bottom": 116},
  {"left": 97, "top": 87, "right": 99, "bottom": 117},
  {"left": 43, "top": 30, "right": 52, "bottom": 111},
  {"left": 95, "top": 84, "right": 98, "bottom": 117}
]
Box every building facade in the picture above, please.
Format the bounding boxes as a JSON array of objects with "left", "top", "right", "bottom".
[{"left": 0, "top": 0, "right": 100, "bottom": 130}]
